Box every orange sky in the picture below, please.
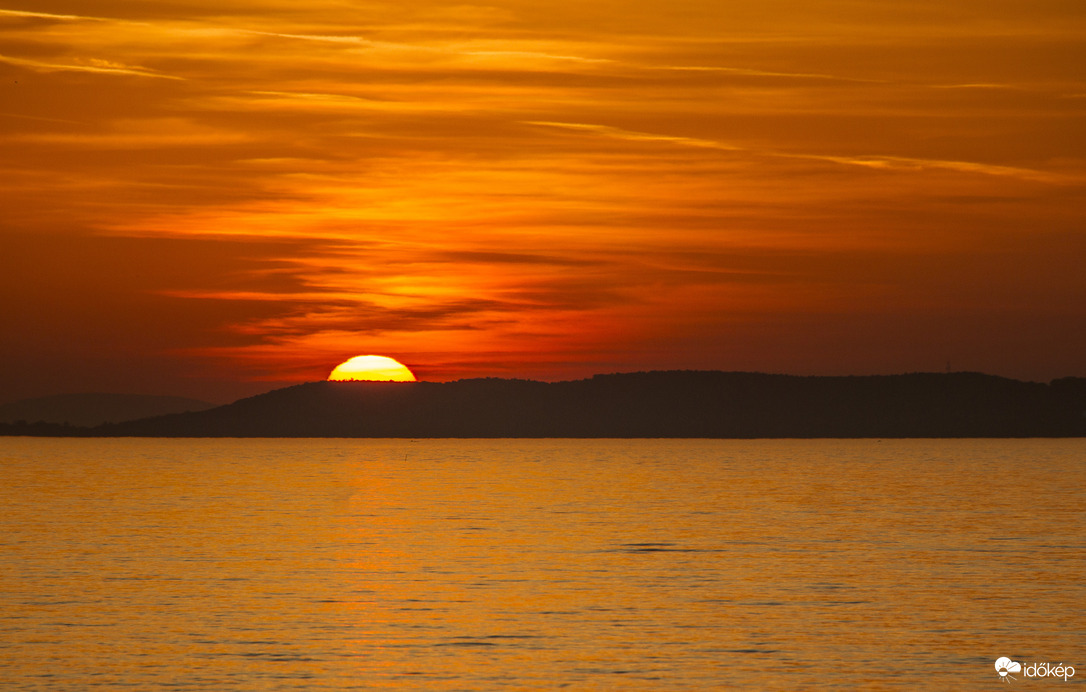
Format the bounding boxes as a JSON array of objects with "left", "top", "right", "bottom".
[{"left": 2, "top": 1, "right": 1084, "bottom": 402}]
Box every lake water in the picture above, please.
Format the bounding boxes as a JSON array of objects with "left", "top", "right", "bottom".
[{"left": 1, "top": 438, "right": 1083, "bottom": 690}]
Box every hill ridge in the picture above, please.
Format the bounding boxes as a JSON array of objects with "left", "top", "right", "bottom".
[
  {"left": 0, "top": 392, "right": 216, "bottom": 428},
  {"left": 65, "top": 371, "right": 1086, "bottom": 438}
]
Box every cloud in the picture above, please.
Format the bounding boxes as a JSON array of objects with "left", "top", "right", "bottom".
[
  {"left": 527, "top": 120, "right": 1071, "bottom": 183},
  {"left": 654, "top": 64, "right": 883, "bottom": 83},
  {"left": 234, "top": 29, "right": 382, "bottom": 46},
  {"left": 225, "top": 26, "right": 615, "bottom": 69},
  {"left": 0, "top": 53, "right": 182, "bottom": 79},
  {"left": 0, "top": 9, "right": 114, "bottom": 22},
  {"left": 798, "top": 153, "right": 1068, "bottom": 183},
  {"left": 526, "top": 121, "right": 744, "bottom": 151}
]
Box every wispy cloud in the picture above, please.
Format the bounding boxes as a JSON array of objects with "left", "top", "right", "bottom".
[
  {"left": 527, "top": 120, "right": 1070, "bottom": 183},
  {"left": 526, "top": 121, "right": 744, "bottom": 151},
  {"left": 232, "top": 27, "right": 615, "bottom": 67},
  {"left": 233, "top": 29, "right": 383, "bottom": 46},
  {"left": 799, "top": 153, "right": 1067, "bottom": 183},
  {"left": 0, "top": 8, "right": 114, "bottom": 22},
  {"left": 0, "top": 54, "right": 182, "bottom": 79},
  {"left": 655, "top": 64, "right": 884, "bottom": 83}
]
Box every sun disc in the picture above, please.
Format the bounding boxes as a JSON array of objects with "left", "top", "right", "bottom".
[{"left": 328, "top": 355, "right": 416, "bottom": 382}]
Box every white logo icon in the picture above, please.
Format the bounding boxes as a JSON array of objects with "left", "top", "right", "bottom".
[{"left": 996, "top": 657, "right": 1022, "bottom": 682}]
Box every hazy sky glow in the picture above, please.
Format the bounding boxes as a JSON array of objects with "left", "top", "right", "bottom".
[{"left": 2, "top": 1, "right": 1084, "bottom": 401}]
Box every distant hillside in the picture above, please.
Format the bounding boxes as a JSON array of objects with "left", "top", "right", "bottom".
[
  {"left": 0, "top": 393, "right": 216, "bottom": 427},
  {"left": 90, "top": 372, "right": 1086, "bottom": 438}
]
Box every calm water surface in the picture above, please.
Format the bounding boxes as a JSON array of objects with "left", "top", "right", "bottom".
[{"left": 1, "top": 438, "right": 1083, "bottom": 690}]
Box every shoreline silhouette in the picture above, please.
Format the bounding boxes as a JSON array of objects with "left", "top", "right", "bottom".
[{"left": 3, "top": 371, "right": 1084, "bottom": 438}]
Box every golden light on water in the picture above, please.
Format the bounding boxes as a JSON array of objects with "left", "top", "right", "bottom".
[{"left": 328, "top": 355, "right": 416, "bottom": 382}]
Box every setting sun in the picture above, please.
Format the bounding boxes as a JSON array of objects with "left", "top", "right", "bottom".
[{"left": 327, "top": 355, "right": 416, "bottom": 382}]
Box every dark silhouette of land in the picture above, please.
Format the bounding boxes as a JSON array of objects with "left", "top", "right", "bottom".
[
  {"left": 0, "top": 392, "right": 216, "bottom": 427},
  {"left": 5, "top": 371, "right": 1082, "bottom": 438}
]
